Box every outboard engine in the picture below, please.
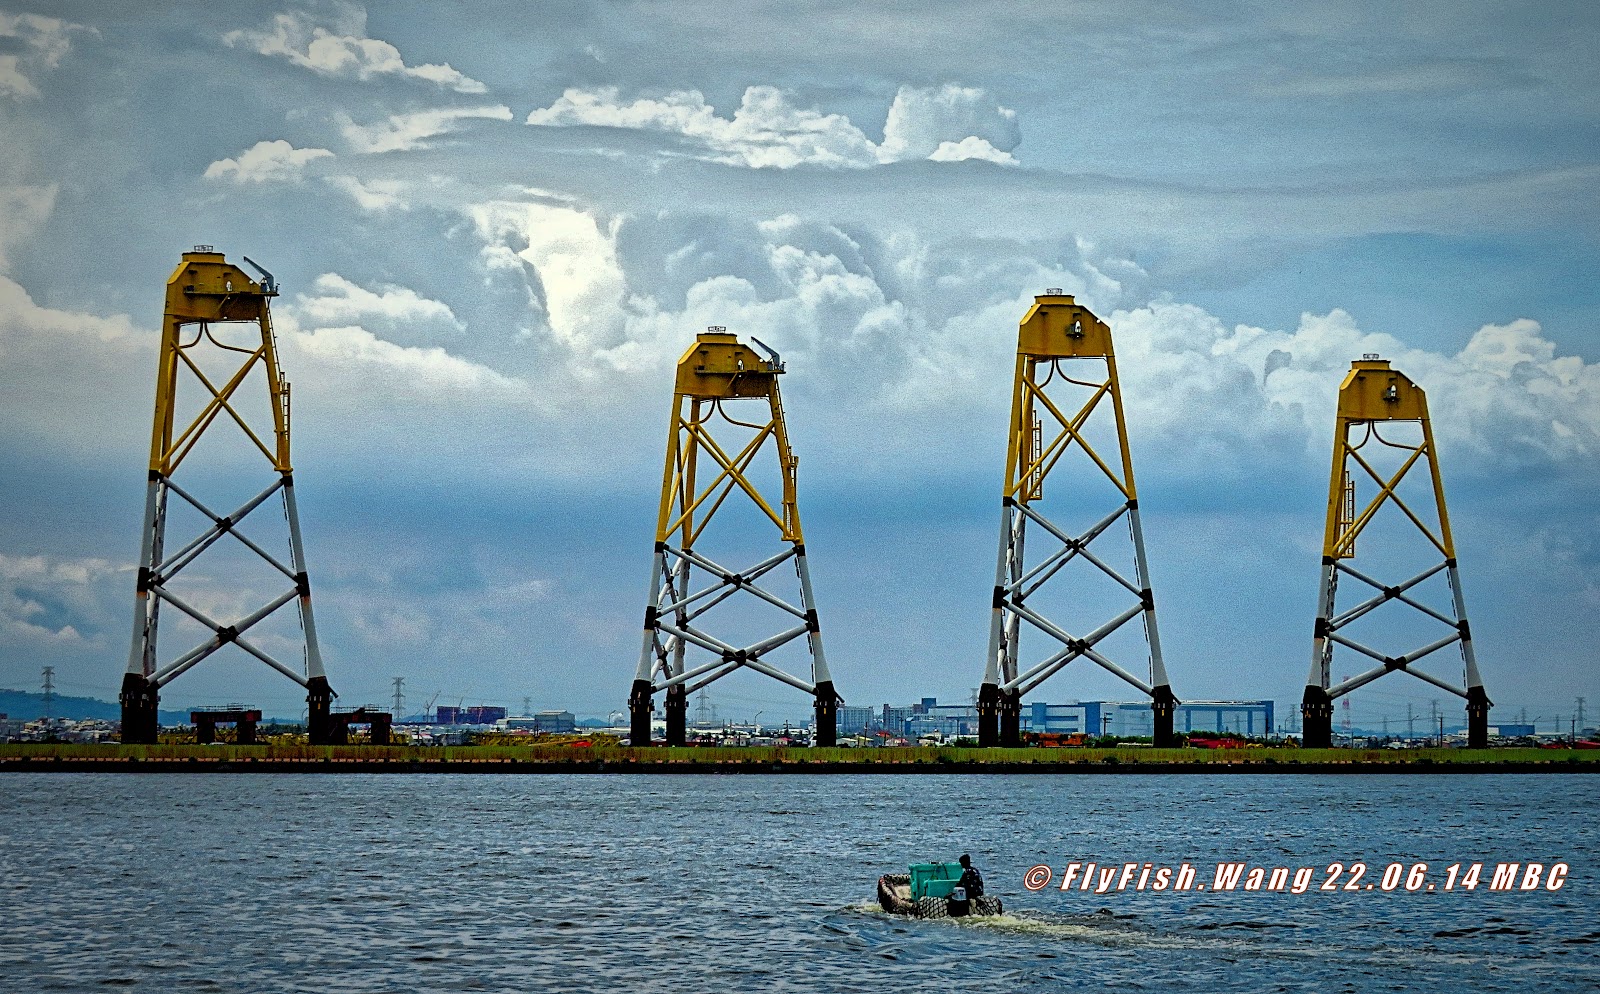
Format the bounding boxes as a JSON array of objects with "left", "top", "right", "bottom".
[{"left": 948, "top": 885, "right": 970, "bottom": 918}]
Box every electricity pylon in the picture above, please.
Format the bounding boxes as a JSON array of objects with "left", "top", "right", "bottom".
[
  {"left": 979, "top": 291, "right": 1177, "bottom": 747},
  {"left": 1303, "top": 357, "right": 1489, "bottom": 748},
  {"left": 629, "top": 329, "right": 839, "bottom": 747},
  {"left": 120, "top": 247, "right": 336, "bottom": 743}
]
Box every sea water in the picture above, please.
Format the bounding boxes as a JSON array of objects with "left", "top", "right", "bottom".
[{"left": 2, "top": 773, "right": 1596, "bottom": 992}]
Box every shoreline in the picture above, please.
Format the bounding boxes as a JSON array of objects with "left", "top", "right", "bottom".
[{"left": 3, "top": 743, "right": 1597, "bottom": 773}]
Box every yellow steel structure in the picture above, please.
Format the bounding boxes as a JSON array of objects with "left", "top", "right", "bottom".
[
  {"left": 980, "top": 291, "right": 1177, "bottom": 747},
  {"left": 630, "top": 330, "right": 837, "bottom": 746},
  {"left": 1303, "top": 357, "right": 1488, "bottom": 747},
  {"left": 121, "top": 247, "right": 335, "bottom": 743}
]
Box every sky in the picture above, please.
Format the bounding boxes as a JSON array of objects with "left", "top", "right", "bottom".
[{"left": 0, "top": 1, "right": 1595, "bottom": 729}]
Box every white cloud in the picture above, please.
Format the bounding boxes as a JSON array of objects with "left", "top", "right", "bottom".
[
  {"left": 1110, "top": 302, "right": 1600, "bottom": 464},
  {"left": 224, "top": 10, "right": 487, "bottom": 93},
  {"left": 0, "top": 552, "right": 119, "bottom": 648},
  {"left": 526, "top": 83, "right": 1020, "bottom": 169},
  {"left": 528, "top": 85, "right": 878, "bottom": 169},
  {"left": 458, "top": 199, "right": 1598, "bottom": 476},
  {"left": 203, "top": 139, "right": 334, "bottom": 183},
  {"left": 286, "top": 323, "right": 535, "bottom": 403},
  {"left": 928, "top": 136, "right": 1016, "bottom": 165},
  {"left": 879, "top": 84, "right": 1020, "bottom": 164},
  {"left": 0, "top": 274, "right": 157, "bottom": 473},
  {"left": 0, "top": 12, "right": 85, "bottom": 100},
  {"left": 0, "top": 183, "right": 56, "bottom": 274},
  {"left": 340, "top": 105, "right": 513, "bottom": 154},
  {"left": 467, "top": 201, "right": 629, "bottom": 349},
  {"left": 323, "top": 175, "right": 407, "bottom": 211},
  {"left": 292, "top": 273, "right": 463, "bottom": 339}
]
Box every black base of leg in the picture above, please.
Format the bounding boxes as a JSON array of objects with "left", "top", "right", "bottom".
[
  {"left": 977, "top": 684, "right": 1001, "bottom": 747},
  {"left": 1301, "top": 686, "right": 1334, "bottom": 748},
  {"left": 119, "top": 673, "right": 160, "bottom": 744},
  {"left": 306, "top": 676, "right": 334, "bottom": 745},
  {"left": 1152, "top": 684, "right": 1178, "bottom": 747},
  {"left": 629, "top": 679, "right": 654, "bottom": 747},
  {"left": 665, "top": 686, "right": 687, "bottom": 746},
  {"left": 1467, "top": 686, "right": 1492, "bottom": 749},
  {"left": 1000, "top": 689, "right": 1021, "bottom": 747},
  {"left": 813, "top": 681, "right": 838, "bottom": 747}
]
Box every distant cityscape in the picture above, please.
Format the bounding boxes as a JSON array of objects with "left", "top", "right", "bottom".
[{"left": 2, "top": 686, "right": 1592, "bottom": 747}]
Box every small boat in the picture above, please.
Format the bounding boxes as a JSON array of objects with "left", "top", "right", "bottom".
[{"left": 877, "top": 863, "right": 1003, "bottom": 919}]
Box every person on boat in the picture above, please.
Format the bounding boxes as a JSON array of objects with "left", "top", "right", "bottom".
[{"left": 958, "top": 854, "right": 984, "bottom": 898}]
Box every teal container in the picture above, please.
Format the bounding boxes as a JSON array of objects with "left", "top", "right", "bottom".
[{"left": 909, "top": 862, "right": 964, "bottom": 900}]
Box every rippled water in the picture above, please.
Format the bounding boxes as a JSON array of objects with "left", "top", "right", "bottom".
[{"left": 2, "top": 774, "right": 1596, "bottom": 992}]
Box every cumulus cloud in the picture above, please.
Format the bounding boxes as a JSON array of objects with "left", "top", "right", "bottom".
[
  {"left": 224, "top": 9, "right": 486, "bottom": 93},
  {"left": 0, "top": 12, "right": 85, "bottom": 100},
  {"left": 340, "top": 105, "right": 513, "bottom": 153},
  {"left": 0, "top": 263, "right": 540, "bottom": 477},
  {"left": 285, "top": 323, "right": 538, "bottom": 408},
  {"left": 467, "top": 201, "right": 629, "bottom": 349},
  {"left": 527, "top": 85, "right": 877, "bottom": 169},
  {"left": 0, "top": 552, "right": 119, "bottom": 648},
  {"left": 526, "top": 83, "right": 1019, "bottom": 168},
  {"left": 879, "top": 84, "right": 1020, "bottom": 164},
  {"left": 292, "top": 273, "right": 463, "bottom": 342},
  {"left": 323, "top": 175, "right": 407, "bottom": 211},
  {"left": 0, "top": 183, "right": 56, "bottom": 274},
  {"left": 1110, "top": 302, "right": 1600, "bottom": 465},
  {"left": 0, "top": 274, "right": 150, "bottom": 458},
  {"left": 458, "top": 198, "right": 1598, "bottom": 477},
  {"left": 203, "top": 139, "right": 334, "bottom": 183}
]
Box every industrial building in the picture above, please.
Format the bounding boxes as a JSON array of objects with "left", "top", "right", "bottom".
[
  {"left": 436, "top": 705, "right": 508, "bottom": 725},
  {"left": 845, "top": 697, "right": 1275, "bottom": 739}
]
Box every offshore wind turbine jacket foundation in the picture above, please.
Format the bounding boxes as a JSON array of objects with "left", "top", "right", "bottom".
[{"left": 117, "top": 251, "right": 1491, "bottom": 745}]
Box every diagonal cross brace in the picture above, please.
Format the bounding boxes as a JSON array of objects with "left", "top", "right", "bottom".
[
  {"left": 156, "top": 477, "right": 295, "bottom": 583},
  {"left": 1331, "top": 560, "right": 1458, "bottom": 629},
  {"left": 1004, "top": 598, "right": 1151, "bottom": 695},
  {"left": 1007, "top": 502, "right": 1129, "bottom": 600},
  {"left": 652, "top": 619, "right": 815, "bottom": 694},
  {"left": 1011, "top": 500, "right": 1141, "bottom": 598},
  {"left": 1337, "top": 443, "right": 1445, "bottom": 557},
  {"left": 146, "top": 582, "right": 307, "bottom": 689},
  {"left": 1325, "top": 630, "right": 1466, "bottom": 699},
  {"left": 661, "top": 545, "right": 804, "bottom": 623},
  {"left": 165, "top": 345, "right": 277, "bottom": 472}
]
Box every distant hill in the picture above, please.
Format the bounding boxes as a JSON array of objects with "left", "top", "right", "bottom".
[{"left": 0, "top": 688, "right": 193, "bottom": 726}]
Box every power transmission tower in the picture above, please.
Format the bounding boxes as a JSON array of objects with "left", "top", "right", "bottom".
[
  {"left": 41, "top": 667, "right": 55, "bottom": 724},
  {"left": 1303, "top": 357, "right": 1488, "bottom": 748},
  {"left": 979, "top": 291, "right": 1176, "bottom": 747},
  {"left": 392, "top": 677, "right": 406, "bottom": 720},
  {"left": 120, "top": 248, "right": 336, "bottom": 743},
  {"left": 630, "top": 330, "right": 838, "bottom": 747},
  {"left": 1407, "top": 702, "right": 1415, "bottom": 739},
  {"left": 523, "top": 695, "right": 533, "bottom": 717}
]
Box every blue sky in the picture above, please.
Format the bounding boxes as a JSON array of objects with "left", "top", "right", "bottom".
[{"left": 0, "top": 1, "right": 1595, "bottom": 728}]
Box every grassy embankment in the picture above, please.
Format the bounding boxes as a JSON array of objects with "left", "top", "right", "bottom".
[{"left": 2, "top": 742, "right": 1597, "bottom": 768}]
